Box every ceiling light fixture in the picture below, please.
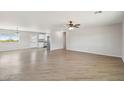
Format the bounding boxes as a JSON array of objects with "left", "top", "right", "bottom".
[
  {"left": 94, "top": 11, "right": 102, "bottom": 14},
  {"left": 68, "top": 27, "right": 74, "bottom": 30},
  {"left": 16, "top": 25, "right": 19, "bottom": 34},
  {"left": 66, "top": 21, "right": 80, "bottom": 30},
  {"left": 16, "top": 25, "right": 19, "bottom": 42}
]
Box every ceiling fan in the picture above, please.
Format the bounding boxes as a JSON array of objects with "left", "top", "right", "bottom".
[{"left": 67, "top": 21, "right": 80, "bottom": 30}]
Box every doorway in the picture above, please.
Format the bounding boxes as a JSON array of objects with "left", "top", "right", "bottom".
[{"left": 37, "top": 33, "right": 50, "bottom": 50}]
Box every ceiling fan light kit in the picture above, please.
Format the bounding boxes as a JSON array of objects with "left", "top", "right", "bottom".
[{"left": 68, "top": 27, "right": 74, "bottom": 30}]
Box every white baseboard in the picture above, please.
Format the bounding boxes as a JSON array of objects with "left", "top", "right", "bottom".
[
  {"left": 50, "top": 48, "right": 64, "bottom": 51},
  {"left": 66, "top": 48, "right": 121, "bottom": 58},
  {"left": 0, "top": 47, "right": 38, "bottom": 52}
]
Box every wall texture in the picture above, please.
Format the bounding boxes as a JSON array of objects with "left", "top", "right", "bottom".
[
  {"left": 0, "top": 30, "right": 38, "bottom": 51},
  {"left": 66, "top": 23, "right": 122, "bottom": 57},
  {"left": 50, "top": 31, "right": 64, "bottom": 50}
]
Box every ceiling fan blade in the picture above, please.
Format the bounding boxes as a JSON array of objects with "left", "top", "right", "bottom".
[
  {"left": 74, "top": 24, "right": 80, "bottom": 27},
  {"left": 73, "top": 24, "right": 80, "bottom": 28},
  {"left": 67, "top": 24, "right": 73, "bottom": 27}
]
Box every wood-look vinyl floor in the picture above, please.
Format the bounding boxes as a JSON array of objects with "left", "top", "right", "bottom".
[{"left": 0, "top": 48, "right": 124, "bottom": 81}]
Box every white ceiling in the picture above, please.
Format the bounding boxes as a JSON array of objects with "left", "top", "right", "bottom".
[{"left": 0, "top": 11, "right": 123, "bottom": 32}]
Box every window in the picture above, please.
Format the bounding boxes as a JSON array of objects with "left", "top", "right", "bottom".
[{"left": 0, "top": 32, "right": 19, "bottom": 42}]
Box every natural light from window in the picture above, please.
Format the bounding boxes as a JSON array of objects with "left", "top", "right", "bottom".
[{"left": 0, "top": 32, "right": 19, "bottom": 42}]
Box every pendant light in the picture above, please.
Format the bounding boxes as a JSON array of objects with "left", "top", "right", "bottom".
[{"left": 16, "top": 25, "right": 19, "bottom": 42}]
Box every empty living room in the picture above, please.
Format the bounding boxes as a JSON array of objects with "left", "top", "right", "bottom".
[{"left": 0, "top": 11, "right": 124, "bottom": 81}]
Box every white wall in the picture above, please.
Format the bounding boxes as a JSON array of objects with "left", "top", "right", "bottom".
[
  {"left": 0, "top": 30, "right": 38, "bottom": 51},
  {"left": 50, "top": 31, "right": 64, "bottom": 50},
  {"left": 66, "top": 23, "right": 122, "bottom": 57},
  {"left": 122, "top": 21, "right": 124, "bottom": 61}
]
